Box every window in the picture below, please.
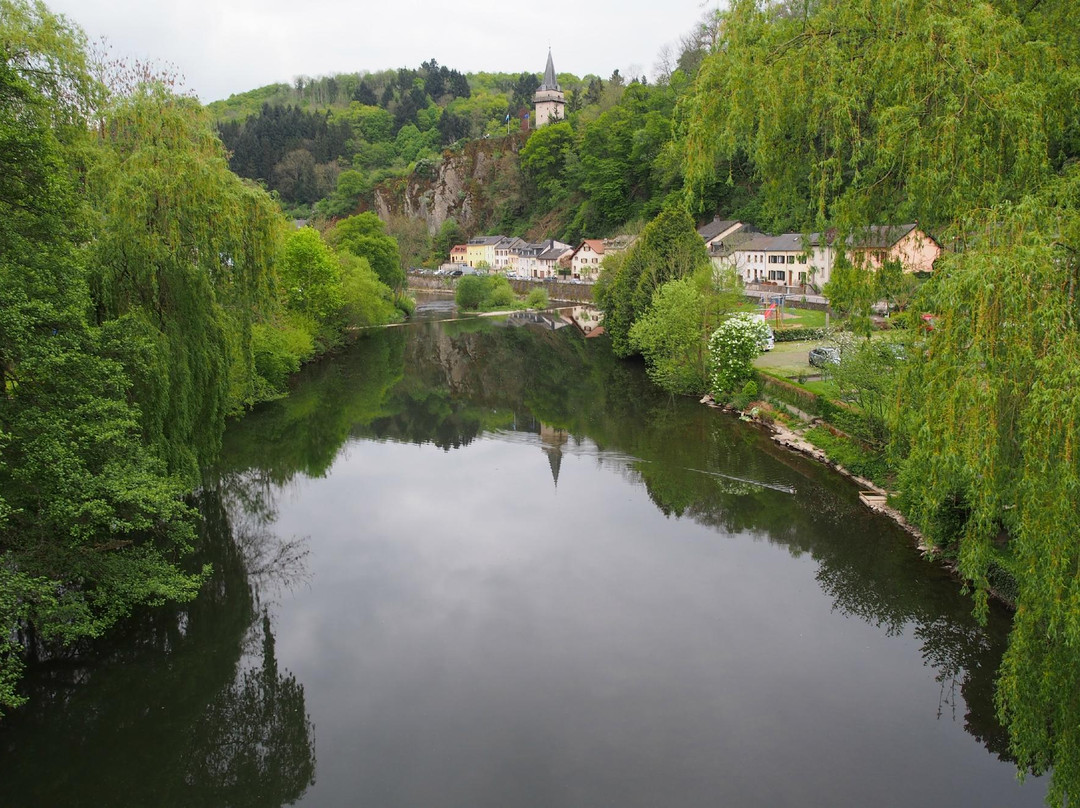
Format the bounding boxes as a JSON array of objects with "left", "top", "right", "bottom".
[
  {"left": 768, "top": 269, "right": 786, "bottom": 281},
  {"left": 787, "top": 255, "right": 795, "bottom": 264}
]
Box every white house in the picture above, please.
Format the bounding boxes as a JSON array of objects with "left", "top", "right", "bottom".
[
  {"left": 536, "top": 244, "right": 573, "bottom": 278},
  {"left": 494, "top": 236, "right": 527, "bottom": 273},
  {"left": 570, "top": 239, "right": 605, "bottom": 280}
]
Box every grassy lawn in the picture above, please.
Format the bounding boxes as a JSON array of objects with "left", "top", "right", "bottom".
[
  {"left": 753, "top": 339, "right": 820, "bottom": 378},
  {"left": 737, "top": 301, "right": 832, "bottom": 329}
]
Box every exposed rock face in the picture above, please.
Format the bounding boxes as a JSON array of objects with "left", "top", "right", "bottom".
[{"left": 374, "top": 133, "right": 528, "bottom": 235}]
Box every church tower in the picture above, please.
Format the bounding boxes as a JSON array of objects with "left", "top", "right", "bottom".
[{"left": 532, "top": 50, "right": 565, "bottom": 127}]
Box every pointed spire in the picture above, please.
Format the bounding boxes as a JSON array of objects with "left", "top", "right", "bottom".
[{"left": 540, "top": 49, "right": 560, "bottom": 92}]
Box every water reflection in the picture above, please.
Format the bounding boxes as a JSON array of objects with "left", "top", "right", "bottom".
[
  {"left": 0, "top": 488, "right": 316, "bottom": 808},
  {"left": 0, "top": 317, "right": 1037, "bottom": 805},
  {"left": 219, "top": 320, "right": 1017, "bottom": 765}
]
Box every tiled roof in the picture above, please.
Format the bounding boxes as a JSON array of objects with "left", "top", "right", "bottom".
[
  {"left": 847, "top": 223, "right": 919, "bottom": 250},
  {"left": 697, "top": 218, "right": 741, "bottom": 242}
]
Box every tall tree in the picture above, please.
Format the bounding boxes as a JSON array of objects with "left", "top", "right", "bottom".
[
  {"left": 89, "top": 86, "right": 285, "bottom": 478},
  {"left": 327, "top": 212, "right": 404, "bottom": 290},
  {"left": 897, "top": 171, "right": 1080, "bottom": 806},
  {"left": 597, "top": 206, "right": 710, "bottom": 357}
]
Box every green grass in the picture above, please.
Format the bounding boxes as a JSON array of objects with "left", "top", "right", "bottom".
[
  {"left": 804, "top": 426, "right": 892, "bottom": 486},
  {"left": 753, "top": 340, "right": 820, "bottom": 377}
]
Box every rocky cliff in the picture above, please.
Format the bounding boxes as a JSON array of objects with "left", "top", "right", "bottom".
[{"left": 373, "top": 132, "right": 529, "bottom": 235}]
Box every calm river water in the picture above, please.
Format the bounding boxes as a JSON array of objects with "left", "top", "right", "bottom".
[{"left": 0, "top": 304, "right": 1046, "bottom": 807}]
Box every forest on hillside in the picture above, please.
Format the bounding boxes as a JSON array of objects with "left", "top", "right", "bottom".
[{"left": 207, "top": 27, "right": 721, "bottom": 244}]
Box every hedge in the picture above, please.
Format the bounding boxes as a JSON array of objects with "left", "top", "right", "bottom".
[{"left": 774, "top": 327, "right": 827, "bottom": 342}]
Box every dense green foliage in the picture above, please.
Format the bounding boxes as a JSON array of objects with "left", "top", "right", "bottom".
[
  {"left": 326, "top": 211, "right": 405, "bottom": 290},
  {"left": 627, "top": 265, "right": 743, "bottom": 395},
  {"left": 895, "top": 173, "right": 1080, "bottom": 804},
  {"left": 679, "top": 2, "right": 1080, "bottom": 800},
  {"left": 454, "top": 275, "right": 517, "bottom": 311},
  {"left": 597, "top": 207, "right": 711, "bottom": 357},
  {"left": 684, "top": 0, "right": 1079, "bottom": 235},
  {"left": 0, "top": 1, "right": 403, "bottom": 716}
]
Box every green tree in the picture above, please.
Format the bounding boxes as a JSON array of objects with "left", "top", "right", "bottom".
[
  {"left": 0, "top": 31, "right": 202, "bottom": 716},
  {"left": 89, "top": 86, "right": 285, "bottom": 476},
  {"left": 823, "top": 255, "right": 876, "bottom": 337},
  {"left": 455, "top": 275, "right": 485, "bottom": 310},
  {"left": 520, "top": 121, "right": 573, "bottom": 208},
  {"left": 598, "top": 206, "right": 710, "bottom": 357},
  {"left": 432, "top": 218, "right": 464, "bottom": 264},
  {"left": 277, "top": 227, "right": 344, "bottom": 321},
  {"left": 327, "top": 212, "right": 404, "bottom": 290},
  {"left": 684, "top": 0, "right": 1077, "bottom": 234},
  {"left": 629, "top": 276, "right": 709, "bottom": 395},
  {"left": 895, "top": 171, "right": 1080, "bottom": 806}
]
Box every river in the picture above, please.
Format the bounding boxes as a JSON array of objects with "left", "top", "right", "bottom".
[{"left": 0, "top": 304, "right": 1046, "bottom": 807}]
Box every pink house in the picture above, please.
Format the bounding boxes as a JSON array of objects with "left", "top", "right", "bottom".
[{"left": 847, "top": 224, "right": 940, "bottom": 274}]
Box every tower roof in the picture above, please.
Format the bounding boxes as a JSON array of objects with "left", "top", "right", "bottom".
[{"left": 539, "top": 49, "right": 560, "bottom": 92}]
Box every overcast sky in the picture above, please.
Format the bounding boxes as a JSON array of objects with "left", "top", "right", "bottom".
[{"left": 46, "top": 0, "right": 710, "bottom": 103}]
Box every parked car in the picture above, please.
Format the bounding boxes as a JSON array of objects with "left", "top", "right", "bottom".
[
  {"left": 808, "top": 346, "right": 840, "bottom": 367},
  {"left": 447, "top": 269, "right": 463, "bottom": 278}
]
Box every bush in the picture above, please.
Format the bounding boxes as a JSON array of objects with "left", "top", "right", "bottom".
[
  {"left": 709, "top": 313, "right": 771, "bottom": 395},
  {"left": 455, "top": 275, "right": 486, "bottom": 310},
  {"left": 775, "top": 327, "right": 827, "bottom": 342},
  {"left": 487, "top": 277, "right": 516, "bottom": 308},
  {"left": 525, "top": 287, "right": 549, "bottom": 310},
  {"left": 252, "top": 317, "right": 316, "bottom": 396}
]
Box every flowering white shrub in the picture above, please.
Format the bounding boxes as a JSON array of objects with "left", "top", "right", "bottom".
[{"left": 708, "top": 313, "right": 771, "bottom": 396}]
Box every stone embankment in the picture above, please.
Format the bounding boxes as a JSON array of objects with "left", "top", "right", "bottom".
[{"left": 408, "top": 276, "right": 596, "bottom": 304}]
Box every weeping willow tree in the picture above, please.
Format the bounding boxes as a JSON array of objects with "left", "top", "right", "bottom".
[
  {"left": 897, "top": 170, "right": 1080, "bottom": 805},
  {"left": 681, "top": 2, "right": 1080, "bottom": 802},
  {"left": 682, "top": 0, "right": 1076, "bottom": 234},
  {"left": 88, "top": 86, "right": 285, "bottom": 479}
]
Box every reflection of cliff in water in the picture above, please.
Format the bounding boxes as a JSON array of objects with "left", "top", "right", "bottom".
[
  {"left": 218, "top": 321, "right": 1015, "bottom": 762},
  {"left": 0, "top": 486, "right": 316, "bottom": 808}
]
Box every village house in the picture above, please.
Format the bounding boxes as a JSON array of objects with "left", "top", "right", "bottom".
[
  {"left": 846, "top": 223, "right": 940, "bottom": 274},
  {"left": 726, "top": 234, "right": 816, "bottom": 287},
  {"left": 536, "top": 244, "right": 574, "bottom": 278},
  {"left": 515, "top": 239, "right": 572, "bottom": 278},
  {"left": 449, "top": 244, "right": 469, "bottom": 265},
  {"left": 494, "top": 236, "right": 527, "bottom": 272},
  {"left": 570, "top": 239, "right": 605, "bottom": 280},
  {"left": 464, "top": 235, "right": 505, "bottom": 268},
  {"left": 697, "top": 217, "right": 748, "bottom": 251}
]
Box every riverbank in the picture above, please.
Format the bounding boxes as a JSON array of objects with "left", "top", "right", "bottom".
[{"left": 699, "top": 391, "right": 1018, "bottom": 609}]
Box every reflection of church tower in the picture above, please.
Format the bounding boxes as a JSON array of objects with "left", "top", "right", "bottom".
[
  {"left": 533, "top": 50, "right": 565, "bottom": 127},
  {"left": 539, "top": 423, "right": 568, "bottom": 487}
]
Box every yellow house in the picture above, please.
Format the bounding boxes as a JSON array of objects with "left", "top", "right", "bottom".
[{"left": 465, "top": 235, "right": 504, "bottom": 268}]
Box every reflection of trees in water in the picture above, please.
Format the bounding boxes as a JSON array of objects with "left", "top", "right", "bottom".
[
  {"left": 221, "top": 321, "right": 1017, "bottom": 768},
  {"left": 182, "top": 614, "right": 315, "bottom": 807},
  {"left": 0, "top": 487, "right": 316, "bottom": 808}
]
